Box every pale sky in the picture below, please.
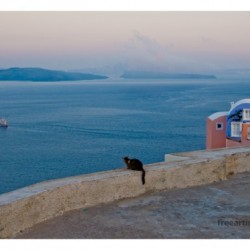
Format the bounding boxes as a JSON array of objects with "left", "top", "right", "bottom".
[{"left": 0, "top": 12, "right": 250, "bottom": 75}]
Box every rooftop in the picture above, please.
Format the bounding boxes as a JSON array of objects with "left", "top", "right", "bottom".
[
  {"left": 208, "top": 111, "right": 228, "bottom": 121},
  {"left": 229, "top": 99, "right": 250, "bottom": 113}
]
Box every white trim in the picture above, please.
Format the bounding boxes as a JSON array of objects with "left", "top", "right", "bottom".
[
  {"left": 243, "top": 109, "right": 250, "bottom": 121},
  {"left": 229, "top": 99, "right": 250, "bottom": 113},
  {"left": 231, "top": 122, "right": 241, "bottom": 137},
  {"left": 216, "top": 122, "right": 224, "bottom": 131},
  {"left": 208, "top": 112, "right": 228, "bottom": 121}
]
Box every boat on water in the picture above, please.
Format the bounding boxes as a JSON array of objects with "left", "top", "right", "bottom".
[{"left": 0, "top": 118, "right": 8, "bottom": 128}]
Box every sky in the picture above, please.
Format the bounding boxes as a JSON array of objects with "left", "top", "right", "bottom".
[{"left": 0, "top": 11, "right": 250, "bottom": 76}]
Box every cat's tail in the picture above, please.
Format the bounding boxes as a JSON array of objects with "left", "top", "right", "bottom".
[{"left": 141, "top": 169, "right": 145, "bottom": 185}]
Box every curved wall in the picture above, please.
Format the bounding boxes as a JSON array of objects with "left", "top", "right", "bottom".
[{"left": 1, "top": 147, "right": 250, "bottom": 238}]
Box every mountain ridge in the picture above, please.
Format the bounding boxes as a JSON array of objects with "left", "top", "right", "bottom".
[
  {"left": 121, "top": 71, "right": 216, "bottom": 79},
  {"left": 0, "top": 67, "right": 108, "bottom": 82}
]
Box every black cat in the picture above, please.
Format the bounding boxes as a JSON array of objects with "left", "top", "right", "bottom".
[{"left": 123, "top": 157, "right": 145, "bottom": 185}]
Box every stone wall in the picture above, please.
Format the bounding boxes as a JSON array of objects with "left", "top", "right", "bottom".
[{"left": 1, "top": 147, "right": 250, "bottom": 238}]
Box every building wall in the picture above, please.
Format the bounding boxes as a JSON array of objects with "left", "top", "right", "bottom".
[
  {"left": 226, "top": 139, "right": 242, "bottom": 148},
  {"left": 242, "top": 123, "right": 250, "bottom": 140},
  {"left": 206, "top": 116, "right": 227, "bottom": 149},
  {"left": 207, "top": 100, "right": 250, "bottom": 150},
  {"left": 226, "top": 103, "right": 250, "bottom": 139},
  {"left": 226, "top": 123, "right": 250, "bottom": 147}
]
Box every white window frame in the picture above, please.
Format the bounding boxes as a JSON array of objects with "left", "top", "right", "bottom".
[
  {"left": 243, "top": 109, "right": 250, "bottom": 121},
  {"left": 231, "top": 122, "right": 241, "bottom": 137},
  {"left": 216, "top": 122, "right": 223, "bottom": 131}
]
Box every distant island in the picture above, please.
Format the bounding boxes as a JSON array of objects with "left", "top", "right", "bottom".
[
  {"left": 0, "top": 67, "right": 108, "bottom": 82},
  {"left": 121, "top": 71, "right": 216, "bottom": 79}
]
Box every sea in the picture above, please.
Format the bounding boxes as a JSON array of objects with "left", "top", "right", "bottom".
[{"left": 0, "top": 77, "right": 249, "bottom": 195}]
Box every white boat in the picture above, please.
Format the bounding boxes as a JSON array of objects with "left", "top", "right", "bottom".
[{"left": 0, "top": 118, "right": 8, "bottom": 128}]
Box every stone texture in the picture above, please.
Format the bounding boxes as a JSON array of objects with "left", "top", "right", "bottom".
[
  {"left": 15, "top": 172, "right": 250, "bottom": 239},
  {"left": 1, "top": 147, "right": 250, "bottom": 238}
]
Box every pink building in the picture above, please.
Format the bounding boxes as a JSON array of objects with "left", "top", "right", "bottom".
[{"left": 206, "top": 99, "right": 250, "bottom": 149}]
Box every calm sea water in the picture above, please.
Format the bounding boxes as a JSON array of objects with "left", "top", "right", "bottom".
[{"left": 0, "top": 78, "right": 249, "bottom": 194}]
